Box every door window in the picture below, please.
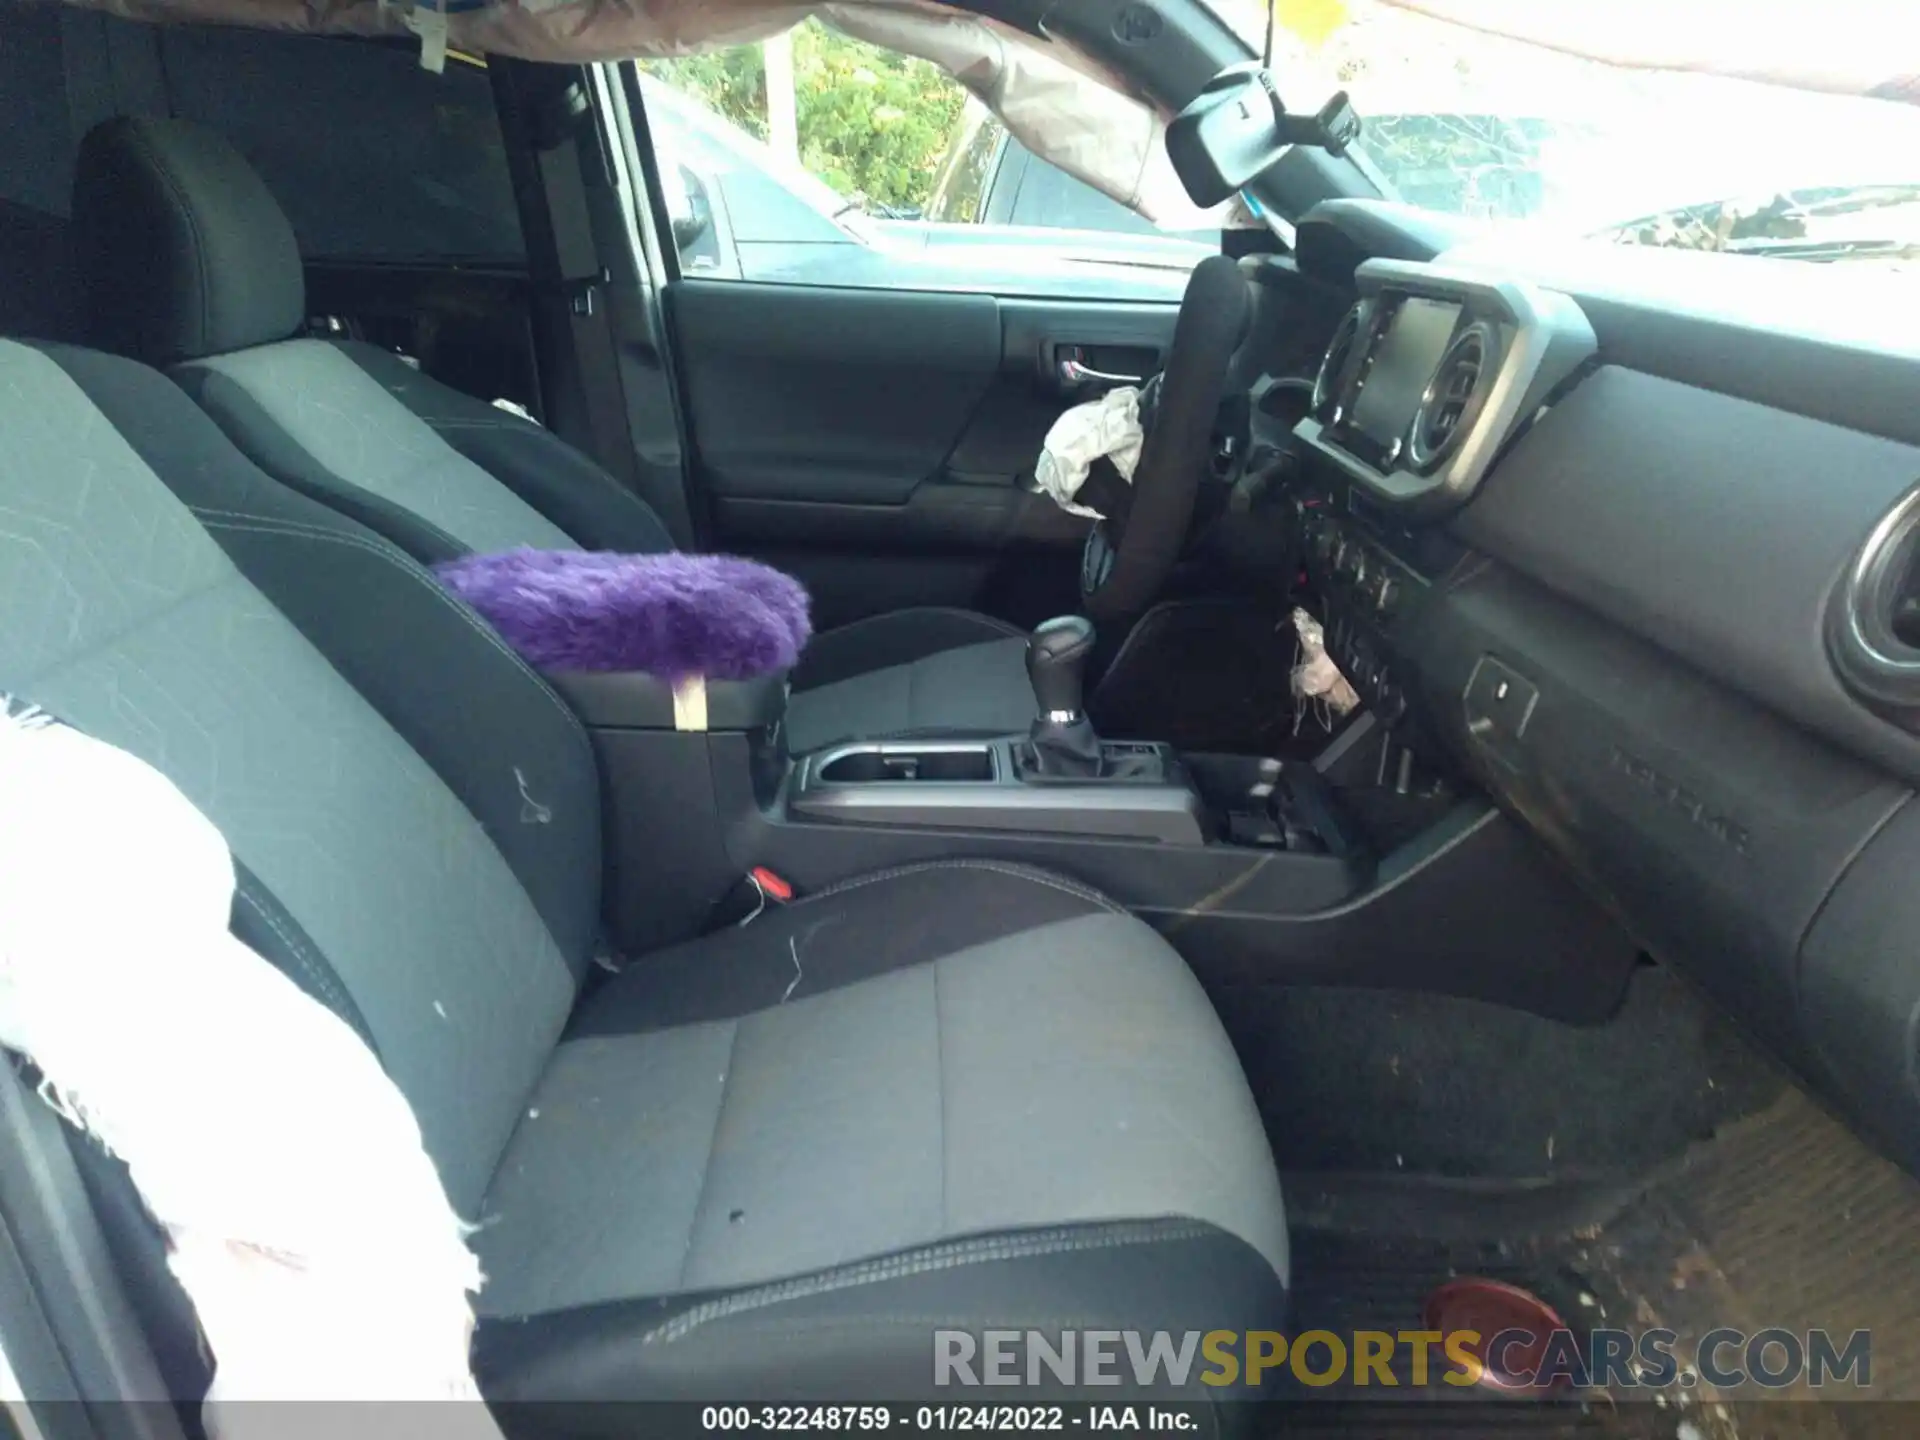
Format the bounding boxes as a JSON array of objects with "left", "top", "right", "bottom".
[{"left": 636, "top": 21, "right": 1206, "bottom": 302}]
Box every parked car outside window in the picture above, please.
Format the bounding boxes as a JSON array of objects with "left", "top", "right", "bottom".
[{"left": 638, "top": 23, "right": 1213, "bottom": 303}]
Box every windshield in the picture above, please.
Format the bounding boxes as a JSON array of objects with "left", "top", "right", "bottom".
[{"left": 1207, "top": 0, "right": 1920, "bottom": 266}]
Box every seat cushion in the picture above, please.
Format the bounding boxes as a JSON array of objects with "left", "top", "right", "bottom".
[
  {"left": 787, "top": 609, "right": 1035, "bottom": 753},
  {"left": 472, "top": 861, "right": 1288, "bottom": 1403}
]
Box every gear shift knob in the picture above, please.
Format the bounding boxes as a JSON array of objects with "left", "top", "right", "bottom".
[{"left": 1026, "top": 615, "right": 1096, "bottom": 719}]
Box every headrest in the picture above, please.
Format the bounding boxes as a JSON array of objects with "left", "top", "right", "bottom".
[{"left": 72, "top": 117, "right": 305, "bottom": 366}]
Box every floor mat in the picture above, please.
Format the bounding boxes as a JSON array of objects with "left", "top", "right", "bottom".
[
  {"left": 1567, "top": 1088, "right": 1920, "bottom": 1433},
  {"left": 1264, "top": 1232, "right": 1684, "bottom": 1434},
  {"left": 1229, "top": 967, "right": 1784, "bottom": 1184},
  {"left": 1273, "top": 1091, "right": 1920, "bottom": 1437}
]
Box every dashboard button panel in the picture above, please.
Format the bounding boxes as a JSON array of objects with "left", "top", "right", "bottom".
[
  {"left": 1292, "top": 487, "right": 1424, "bottom": 729},
  {"left": 1464, "top": 656, "right": 1539, "bottom": 766}
]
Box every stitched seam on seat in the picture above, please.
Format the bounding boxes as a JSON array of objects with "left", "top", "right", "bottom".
[
  {"left": 679, "top": 1019, "right": 742, "bottom": 1291},
  {"left": 199, "top": 509, "right": 561, "bottom": 702},
  {"left": 205, "top": 352, "right": 558, "bottom": 553},
  {"left": 932, "top": 959, "right": 949, "bottom": 1237},
  {"left": 192, "top": 509, "right": 591, "bottom": 756},
  {"left": 370, "top": 449, "right": 560, "bottom": 549},
  {"left": 443, "top": 423, "right": 662, "bottom": 524},
  {"left": 235, "top": 444, "right": 474, "bottom": 558},
  {"left": 799, "top": 860, "right": 1123, "bottom": 916},
  {"left": 326, "top": 345, "right": 629, "bottom": 544},
  {"left": 643, "top": 1219, "right": 1216, "bottom": 1344},
  {"left": 421, "top": 417, "right": 527, "bottom": 433},
  {"left": 10, "top": 574, "right": 239, "bottom": 692},
  {"left": 199, "top": 399, "right": 473, "bottom": 558},
  {"left": 234, "top": 886, "right": 349, "bottom": 1021}
]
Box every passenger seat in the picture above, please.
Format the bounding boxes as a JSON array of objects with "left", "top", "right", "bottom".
[
  {"left": 69, "top": 116, "right": 1037, "bottom": 756},
  {"left": 0, "top": 336, "right": 1288, "bottom": 1404}
]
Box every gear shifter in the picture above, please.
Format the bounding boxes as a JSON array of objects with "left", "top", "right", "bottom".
[{"left": 1024, "top": 615, "right": 1103, "bottom": 777}]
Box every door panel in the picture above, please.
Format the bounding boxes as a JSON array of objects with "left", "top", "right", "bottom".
[
  {"left": 668, "top": 281, "right": 1001, "bottom": 504},
  {"left": 666, "top": 278, "right": 1178, "bottom": 626}
]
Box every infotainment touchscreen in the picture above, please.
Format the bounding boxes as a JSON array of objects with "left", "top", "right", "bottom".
[{"left": 1350, "top": 297, "right": 1462, "bottom": 450}]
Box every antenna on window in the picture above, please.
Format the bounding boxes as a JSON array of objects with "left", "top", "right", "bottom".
[{"left": 1262, "top": 0, "right": 1276, "bottom": 69}]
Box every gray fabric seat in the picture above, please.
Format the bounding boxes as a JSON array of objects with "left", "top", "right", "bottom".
[
  {"left": 0, "top": 337, "right": 1288, "bottom": 1407},
  {"left": 68, "top": 115, "right": 1035, "bottom": 756}
]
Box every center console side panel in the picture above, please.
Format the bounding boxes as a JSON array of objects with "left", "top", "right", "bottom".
[
  {"left": 1163, "top": 801, "right": 1638, "bottom": 1022},
  {"left": 593, "top": 729, "right": 744, "bottom": 955},
  {"left": 721, "top": 749, "right": 1634, "bottom": 1023}
]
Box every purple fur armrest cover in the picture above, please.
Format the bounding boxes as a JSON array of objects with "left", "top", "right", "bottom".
[{"left": 434, "top": 548, "right": 811, "bottom": 679}]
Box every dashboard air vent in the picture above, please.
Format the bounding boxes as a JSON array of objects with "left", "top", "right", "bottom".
[
  {"left": 1312, "top": 303, "right": 1365, "bottom": 423},
  {"left": 1407, "top": 322, "right": 1495, "bottom": 473},
  {"left": 1828, "top": 484, "right": 1920, "bottom": 717}
]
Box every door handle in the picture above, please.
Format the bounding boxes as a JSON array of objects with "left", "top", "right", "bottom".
[
  {"left": 1058, "top": 356, "right": 1145, "bottom": 387},
  {"left": 1055, "top": 345, "right": 1147, "bottom": 390}
]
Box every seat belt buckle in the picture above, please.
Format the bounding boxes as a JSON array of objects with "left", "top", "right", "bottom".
[
  {"left": 749, "top": 867, "right": 794, "bottom": 903},
  {"left": 709, "top": 867, "right": 797, "bottom": 930}
]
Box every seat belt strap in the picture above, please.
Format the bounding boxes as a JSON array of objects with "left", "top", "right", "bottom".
[{"left": 537, "top": 136, "right": 642, "bottom": 492}]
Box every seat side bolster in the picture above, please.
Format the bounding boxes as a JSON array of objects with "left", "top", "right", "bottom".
[{"left": 475, "top": 1220, "right": 1287, "bottom": 1405}]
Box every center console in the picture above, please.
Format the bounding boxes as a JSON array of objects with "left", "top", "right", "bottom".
[
  {"left": 548, "top": 587, "right": 1636, "bottom": 1026},
  {"left": 787, "top": 613, "right": 1212, "bottom": 844},
  {"left": 790, "top": 737, "right": 1206, "bottom": 843},
  {"left": 538, "top": 256, "right": 1637, "bottom": 1026},
  {"left": 550, "top": 612, "right": 1367, "bottom": 950}
]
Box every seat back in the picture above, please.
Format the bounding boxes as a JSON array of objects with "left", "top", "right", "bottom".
[
  {"left": 0, "top": 337, "right": 599, "bottom": 1213},
  {"left": 70, "top": 115, "right": 676, "bottom": 565}
]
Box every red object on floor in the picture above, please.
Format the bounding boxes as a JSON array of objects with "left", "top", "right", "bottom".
[{"left": 1423, "top": 1277, "right": 1573, "bottom": 1392}]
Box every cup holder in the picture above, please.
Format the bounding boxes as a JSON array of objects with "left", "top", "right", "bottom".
[{"left": 816, "top": 745, "right": 995, "bottom": 784}]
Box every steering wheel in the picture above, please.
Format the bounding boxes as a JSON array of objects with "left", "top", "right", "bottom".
[{"left": 1080, "top": 254, "right": 1252, "bottom": 621}]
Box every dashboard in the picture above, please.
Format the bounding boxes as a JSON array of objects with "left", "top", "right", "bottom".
[{"left": 1259, "top": 201, "right": 1920, "bottom": 1182}]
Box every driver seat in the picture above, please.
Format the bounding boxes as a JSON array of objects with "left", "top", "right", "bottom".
[{"left": 69, "top": 116, "right": 1035, "bottom": 755}]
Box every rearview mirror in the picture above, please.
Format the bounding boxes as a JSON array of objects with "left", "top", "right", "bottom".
[{"left": 1167, "top": 63, "right": 1362, "bottom": 207}]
